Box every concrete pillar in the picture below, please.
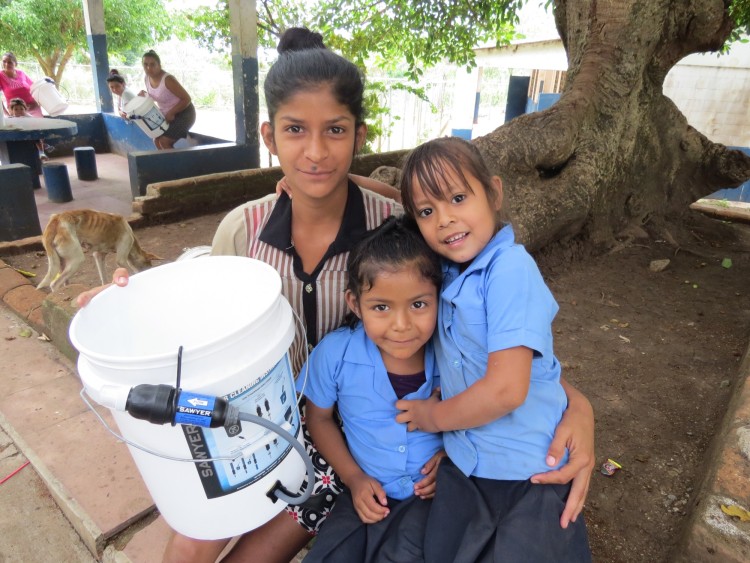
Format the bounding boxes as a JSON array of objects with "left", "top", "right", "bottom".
[
  {"left": 82, "top": 0, "right": 114, "bottom": 113},
  {"left": 450, "top": 66, "right": 482, "bottom": 140},
  {"left": 228, "top": 0, "right": 260, "bottom": 167}
]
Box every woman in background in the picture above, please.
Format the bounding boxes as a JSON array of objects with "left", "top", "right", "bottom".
[
  {"left": 139, "top": 49, "right": 195, "bottom": 150},
  {"left": 0, "top": 52, "right": 41, "bottom": 117},
  {"left": 106, "top": 69, "right": 136, "bottom": 119},
  {"left": 1, "top": 52, "right": 50, "bottom": 159}
]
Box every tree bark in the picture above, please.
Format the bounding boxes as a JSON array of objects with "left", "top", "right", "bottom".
[{"left": 474, "top": 0, "right": 750, "bottom": 252}]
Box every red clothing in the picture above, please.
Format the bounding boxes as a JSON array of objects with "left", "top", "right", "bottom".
[{"left": 0, "top": 69, "right": 41, "bottom": 116}]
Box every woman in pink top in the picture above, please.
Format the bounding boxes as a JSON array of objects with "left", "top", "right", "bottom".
[
  {"left": 1, "top": 52, "right": 42, "bottom": 117},
  {"left": 139, "top": 50, "right": 196, "bottom": 150}
]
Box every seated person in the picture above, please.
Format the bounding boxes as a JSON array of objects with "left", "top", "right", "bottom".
[{"left": 8, "top": 98, "right": 49, "bottom": 160}]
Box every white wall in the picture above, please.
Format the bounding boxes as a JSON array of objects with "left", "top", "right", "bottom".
[
  {"left": 664, "top": 42, "right": 750, "bottom": 147},
  {"left": 474, "top": 39, "right": 750, "bottom": 148}
]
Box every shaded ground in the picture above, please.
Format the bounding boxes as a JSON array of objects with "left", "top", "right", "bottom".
[{"left": 4, "top": 212, "right": 750, "bottom": 562}]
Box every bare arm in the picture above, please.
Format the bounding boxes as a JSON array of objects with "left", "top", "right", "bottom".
[
  {"left": 396, "top": 346, "right": 532, "bottom": 432},
  {"left": 275, "top": 174, "right": 401, "bottom": 203},
  {"left": 163, "top": 75, "right": 192, "bottom": 122},
  {"left": 76, "top": 267, "right": 130, "bottom": 308},
  {"left": 349, "top": 174, "right": 401, "bottom": 202}
]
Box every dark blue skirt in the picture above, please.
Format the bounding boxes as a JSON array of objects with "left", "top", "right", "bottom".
[{"left": 423, "top": 459, "right": 591, "bottom": 563}]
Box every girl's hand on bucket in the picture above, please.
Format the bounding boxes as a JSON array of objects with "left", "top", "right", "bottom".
[{"left": 76, "top": 268, "right": 130, "bottom": 308}]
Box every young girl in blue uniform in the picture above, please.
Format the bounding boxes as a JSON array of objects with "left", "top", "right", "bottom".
[
  {"left": 301, "top": 216, "right": 445, "bottom": 562},
  {"left": 396, "top": 137, "right": 592, "bottom": 562}
]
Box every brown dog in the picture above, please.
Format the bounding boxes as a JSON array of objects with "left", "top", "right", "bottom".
[{"left": 37, "top": 210, "right": 161, "bottom": 291}]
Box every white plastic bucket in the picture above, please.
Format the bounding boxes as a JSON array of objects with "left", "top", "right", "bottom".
[
  {"left": 30, "top": 78, "right": 68, "bottom": 116},
  {"left": 68, "top": 256, "right": 305, "bottom": 540},
  {"left": 124, "top": 95, "right": 168, "bottom": 138}
]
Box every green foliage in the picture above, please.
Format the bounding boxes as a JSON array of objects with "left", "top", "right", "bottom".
[
  {"left": 0, "top": 0, "right": 172, "bottom": 81},
  {"left": 727, "top": 0, "right": 750, "bottom": 48},
  {"left": 181, "top": 1, "right": 520, "bottom": 80},
  {"left": 313, "top": 1, "right": 521, "bottom": 81},
  {"left": 178, "top": 1, "right": 521, "bottom": 150}
]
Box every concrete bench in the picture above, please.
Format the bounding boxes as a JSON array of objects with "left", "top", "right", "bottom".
[{"left": 127, "top": 142, "right": 258, "bottom": 198}]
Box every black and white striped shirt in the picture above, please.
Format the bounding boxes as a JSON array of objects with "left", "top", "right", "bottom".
[{"left": 212, "top": 181, "right": 401, "bottom": 376}]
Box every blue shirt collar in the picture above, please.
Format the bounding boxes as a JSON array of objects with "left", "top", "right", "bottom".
[{"left": 442, "top": 223, "right": 516, "bottom": 279}]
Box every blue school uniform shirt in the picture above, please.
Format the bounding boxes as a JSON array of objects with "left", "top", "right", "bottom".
[
  {"left": 297, "top": 324, "right": 443, "bottom": 500},
  {"left": 436, "top": 224, "right": 568, "bottom": 480}
]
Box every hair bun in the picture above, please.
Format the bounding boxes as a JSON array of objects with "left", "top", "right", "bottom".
[
  {"left": 109, "top": 69, "right": 120, "bottom": 76},
  {"left": 277, "top": 27, "right": 326, "bottom": 54}
]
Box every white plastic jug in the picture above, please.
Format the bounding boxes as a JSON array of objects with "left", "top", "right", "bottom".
[
  {"left": 30, "top": 78, "right": 68, "bottom": 116},
  {"left": 69, "top": 257, "right": 306, "bottom": 540},
  {"left": 124, "top": 95, "right": 168, "bottom": 138}
]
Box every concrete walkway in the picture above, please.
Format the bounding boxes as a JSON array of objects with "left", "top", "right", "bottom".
[
  {"left": 0, "top": 279, "right": 172, "bottom": 561},
  {"left": 34, "top": 153, "right": 134, "bottom": 229}
]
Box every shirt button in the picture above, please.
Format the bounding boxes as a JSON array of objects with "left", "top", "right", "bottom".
[
  {"left": 398, "top": 445, "right": 406, "bottom": 453},
  {"left": 453, "top": 360, "right": 460, "bottom": 368},
  {"left": 305, "top": 283, "right": 313, "bottom": 293}
]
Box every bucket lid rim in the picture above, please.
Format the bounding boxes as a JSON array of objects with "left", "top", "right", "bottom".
[{"left": 69, "top": 257, "right": 285, "bottom": 362}]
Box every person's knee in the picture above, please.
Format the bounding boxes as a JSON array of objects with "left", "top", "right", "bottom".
[{"left": 163, "top": 532, "right": 230, "bottom": 563}]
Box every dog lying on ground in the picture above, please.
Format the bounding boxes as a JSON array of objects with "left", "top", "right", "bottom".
[{"left": 37, "top": 210, "right": 161, "bottom": 291}]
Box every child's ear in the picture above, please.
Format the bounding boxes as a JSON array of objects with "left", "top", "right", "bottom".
[
  {"left": 261, "top": 122, "right": 277, "bottom": 155},
  {"left": 491, "top": 176, "right": 503, "bottom": 211},
  {"left": 354, "top": 124, "right": 367, "bottom": 154},
  {"left": 344, "top": 289, "right": 361, "bottom": 318}
]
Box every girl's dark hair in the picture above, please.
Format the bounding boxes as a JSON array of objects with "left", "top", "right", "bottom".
[
  {"left": 106, "top": 69, "right": 125, "bottom": 84},
  {"left": 264, "top": 36, "right": 365, "bottom": 126},
  {"left": 9, "top": 98, "right": 27, "bottom": 109},
  {"left": 142, "top": 50, "right": 161, "bottom": 64},
  {"left": 277, "top": 27, "right": 325, "bottom": 53},
  {"left": 344, "top": 215, "right": 442, "bottom": 328},
  {"left": 2, "top": 52, "right": 17, "bottom": 64},
  {"left": 400, "top": 137, "right": 500, "bottom": 220}
]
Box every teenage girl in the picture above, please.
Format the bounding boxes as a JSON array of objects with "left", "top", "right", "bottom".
[
  {"left": 396, "top": 136, "right": 592, "bottom": 562},
  {"left": 139, "top": 50, "right": 195, "bottom": 150},
  {"left": 302, "top": 216, "right": 445, "bottom": 562},
  {"left": 76, "top": 29, "right": 594, "bottom": 563},
  {"left": 105, "top": 69, "right": 136, "bottom": 119}
]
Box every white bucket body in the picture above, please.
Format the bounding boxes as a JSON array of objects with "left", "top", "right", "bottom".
[
  {"left": 30, "top": 78, "right": 68, "bottom": 116},
  {"left": 69, "top": 257, "right": 305, "bottom": 540},
  {"left": 124, "top": 95, "right": 168, "bottom": 138}
]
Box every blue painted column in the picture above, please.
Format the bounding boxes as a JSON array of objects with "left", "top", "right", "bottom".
[
  {"left": 82, "top": 0, "right": 114, "bottom": 113},
  {"left": 228, "top": 0, "right": 260, "bottom": 168}
]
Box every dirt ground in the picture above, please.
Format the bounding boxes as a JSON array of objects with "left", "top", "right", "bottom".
[{"left": 4, "top": 211, "right": 750, "bottom": 562}]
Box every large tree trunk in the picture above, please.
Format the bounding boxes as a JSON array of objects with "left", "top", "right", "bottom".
[{"left": 474, "top": 0, "right": 750, "bottom": 252}]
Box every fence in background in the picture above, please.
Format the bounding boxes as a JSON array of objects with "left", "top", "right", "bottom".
[{"left": 16, "top": 60, "right": 510, "bottom": 156}]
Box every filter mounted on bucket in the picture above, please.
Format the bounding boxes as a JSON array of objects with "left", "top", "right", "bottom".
[{"left": 69, "top": 257, "right": 306, "bottom": 540}]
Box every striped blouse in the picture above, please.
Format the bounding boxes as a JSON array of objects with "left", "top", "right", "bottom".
[{"left": 211, "top": 181, "right": 402, "bottom": 377}]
